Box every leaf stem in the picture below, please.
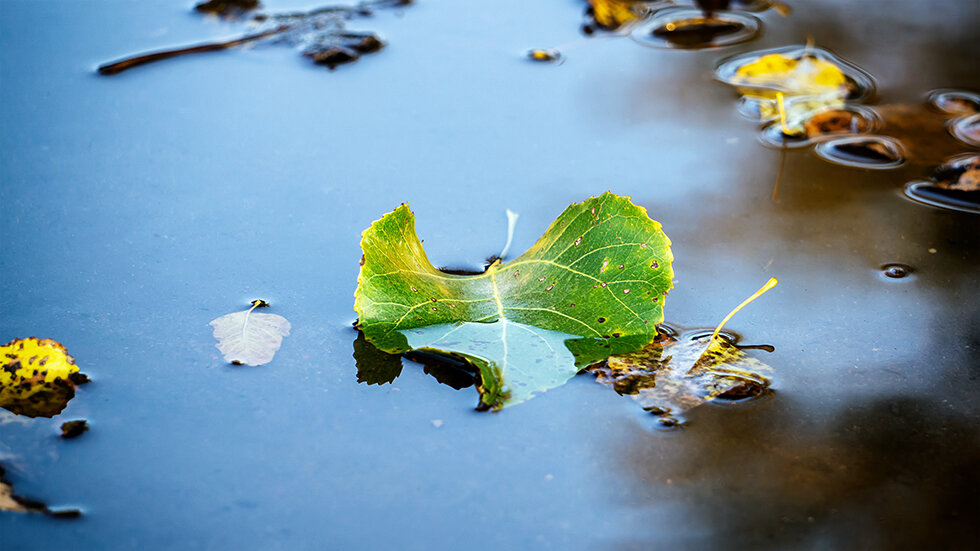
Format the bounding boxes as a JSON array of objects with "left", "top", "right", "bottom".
[
  {"left": 709, "top": 277, "right": 779, "bottom": 344},
  {"left": 498, "top": 209, "right": 520, "bottom": 260}
]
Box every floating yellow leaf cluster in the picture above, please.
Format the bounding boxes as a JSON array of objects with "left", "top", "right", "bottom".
[
  {"left": 0, "top": 337, "right": 85, "bottom": 418},
  {"left": 732, "top": 52, "right": 849, "bottom": 134},
  {"left": 587, "top": 0, "right": 648, "bottom": 31}
]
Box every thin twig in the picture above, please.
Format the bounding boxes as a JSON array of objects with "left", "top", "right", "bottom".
[{"left": 97, "top": 25, "right": 289, "bottom": 75}]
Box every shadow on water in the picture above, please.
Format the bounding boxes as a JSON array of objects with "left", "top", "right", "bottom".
[{"left": 612, "top": 394, "right": 980, "bottom": 550}]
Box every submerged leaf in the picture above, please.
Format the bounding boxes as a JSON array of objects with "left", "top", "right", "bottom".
[
  {"left": 209, "top": 300, "right": 291, "bottom": 366},
  {"left": 0, "top": 338, "right": 87, "bottom": 418},
  {"left": 589, "top": 331, "right": 772, "bottom": 418},
  {"left": 355, "top": 192, "right": 674, "bottom": 409}
]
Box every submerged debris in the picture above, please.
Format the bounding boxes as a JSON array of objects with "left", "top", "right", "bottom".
[
  {"left": 98, "top": 0, "right": 412, "bottom": 75},
  {"left": 1, "top": 465, "right": 81, "bottom": 518},
  {"left": 60, "top": 420, "right": 89, "bottom": 439},
  {"left": 588, "top": 326, "right": 773, "bottom": 426},
  {"left": 195, "top": 0, "right": 261, "bottom": 18}
]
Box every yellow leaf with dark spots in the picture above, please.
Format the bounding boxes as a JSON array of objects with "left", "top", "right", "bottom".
[{"left": 1, "top": 337, "right": 86, "bottom": 418}]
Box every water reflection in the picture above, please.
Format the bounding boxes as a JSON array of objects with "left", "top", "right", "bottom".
[
  {"left": 614, "top": 395, "right": 980, "bottom": 549},
  {"left": 630, "top": 8, "right": 761, "bottom": 50},
  {"left": 813, "top": 135, "right": 906, "bottom": 169}
]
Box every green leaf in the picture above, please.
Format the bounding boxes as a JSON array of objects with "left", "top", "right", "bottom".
[{"left": 354, "top": 192, "right": 674, "bottom": 409}]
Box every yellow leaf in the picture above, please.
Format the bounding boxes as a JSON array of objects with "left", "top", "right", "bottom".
[
  {"left": 734, "top": 53, "right": 847, "bottom": 95},
  {"left": 0, "top": 337, "right": 85, "bottom": 418},
  {"left": 588, "top": 0, "right": 647, "bottom": 31}
]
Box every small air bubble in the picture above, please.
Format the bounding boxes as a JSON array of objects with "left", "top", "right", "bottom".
[
  {"left": 640, "top": 243, "right": 648, "bottom": 248},
  {"left": 880, "top": 263, "right": 913, "bottom": 279}
]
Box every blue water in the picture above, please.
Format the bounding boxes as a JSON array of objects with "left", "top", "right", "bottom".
[{"left": 2, "top": 1, "right": 978, "bottom": 549}]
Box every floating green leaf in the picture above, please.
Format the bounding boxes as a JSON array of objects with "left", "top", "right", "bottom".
[{"left": 354, "top": 192, "right": 674, "bottom": 409}]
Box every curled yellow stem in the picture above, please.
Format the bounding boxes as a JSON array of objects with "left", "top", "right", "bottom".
[{"left": 709, "top": 277, "right": 780, "bottom": 344}]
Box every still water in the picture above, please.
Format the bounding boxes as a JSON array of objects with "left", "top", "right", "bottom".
[{"left": 1, "top": 1, "right": 978, "bottom": 549}]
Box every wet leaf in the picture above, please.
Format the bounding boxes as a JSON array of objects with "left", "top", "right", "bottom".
[
  {"left": 355, "top": 192, "right": 674, "bottom": 409},
  {"left": 586, "top": 0, "right": 650, "bottom": 31},
  {"left": 1, "top": 465, "right": 81, "bottom": 517},
  {"left": 589, "top": 331, "right": 772, "bottom": 420},
  {"left": 0, "top": 338, "right": 87, "bottom": 418},
  {"left": 209, "top": 300, "right": 291, "bottom": 366},
  {"left": 717, "top": 46, "right": 878, "bottom": 137},
  {"left": 1, "top": 465, "right": 43, "bottom": 514},
  {"left": 733, "top": 52, "right": 846, "bottom": 95}
]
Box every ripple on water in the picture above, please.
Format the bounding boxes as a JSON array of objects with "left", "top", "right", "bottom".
[
  {"left": 758, "top": 104, "right": 879, "bottom": 149},
  {"left": 631, "top": 8, "right": 760, "bottom": 50},
  {"left": 879, "top": 263, "right": 914, "bottom": 280},
  {"left": 949, "top": 112, "right": 980, "bottom": 148},
  {"left": 813, "top": 135, "right": 905, "bottom": 169},
  {"left": 903, "top": 154, "right": 980, "bottom": 214},
  {"left": 927, "top": 89, "right": 980, "bottom": 116}
]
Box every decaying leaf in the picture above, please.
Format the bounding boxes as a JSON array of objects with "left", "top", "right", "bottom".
[
  {"left": 717, "top": 45, "right": 879, "bottom": 140},
  {"left": 1, "top": 465, "right": 43, "bottom": 514},
  {"left": 355, "top": 193, "right": 673, "bottom": 409},
  {"left": 209, "top": 300, "right": 291, "bottom": 366},
  {"left": 733, "top": 52, "right": 847, "bottom": 96},
  {"left": 589, "top": 331, "right": 772, "bottom": 422},
  {"left": 591, "top": 277, "right": 777, "bottom": 423},
  {"left": 1, "top": 465, "right": 81, "bottom": 517},
  {"left": 0, "top": 338, "right": 88, "bottom": 418},
  {"left": 585, "top": 0, "right": 652, "bottom": 32}
]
